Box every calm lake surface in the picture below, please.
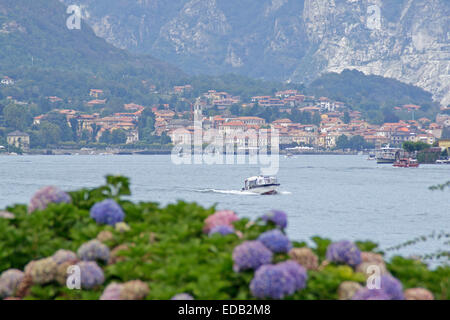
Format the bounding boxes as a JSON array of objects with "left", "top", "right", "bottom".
[{"left": 0, "top": 154, "right": 449, "bottom": 261}]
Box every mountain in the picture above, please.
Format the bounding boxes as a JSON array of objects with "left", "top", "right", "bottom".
[
  {"left": 0, "top": 0, "right": 183, "bottom": 103},
  {"left": 60, "top": 0, "right": 449, "bottom": 106}
]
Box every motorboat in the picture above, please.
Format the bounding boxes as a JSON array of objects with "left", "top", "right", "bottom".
[
  {"left": 242, "top": 176, "right": 280, "bottom": 195},
  {"left": 393, "top": 158, "right": 419, "bottom": 168}
]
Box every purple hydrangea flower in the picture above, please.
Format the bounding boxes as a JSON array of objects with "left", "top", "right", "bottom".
[
  {"left": 250, "top": 264, "right": 296, "bottom": 299},
  {"left": 0, "top": 269, "right": 24, "bottom": 299},
  {"left": 52, "top": 249, "right": 77, "bottom": 265},
  {"left": 351, "top": 275, "right": 404, "bottom": 300},
  {"left": 28, "top": 186, "right": 71, "bottom": 213},
  {"left": 262, "top": 210, "right": 287, "bottom": 229},
  {"left": 276, "top": 261, "right": 307, "bottom": 291},
  {"left": 171, "top": 293, "right": 194, "bottom": 300},
  {"left": 380, "top": 275, "right": 404, "bottom": 300},
  {"left": 77, "top": 239, "right": 110, "bottom": 263},
  {"left": 352, "top": 288, "right": 392, "bottom": 300},
  {"left": 77, "top": 261, "right": 105, "bottom": 289},
  {"left": 209, "top": 225, "right": 235, "bottom": 236},
  {"left": 90, "top": 199, "right": 125, "bottom": 226},
  {"left": 258, "top": 230, "right": 292, "bottom": 253},
  {"left": 100, "top": 283, "right": 123, "bottom": 300},
  {"left": 326, "top": 240, "right": 362, "bottom": 267},
  {"left": 232, "top": 241, "right": 273, "bottom": 272}
]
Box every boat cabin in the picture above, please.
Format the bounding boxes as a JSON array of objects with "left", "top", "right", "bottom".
[{"left": 244, "top": 176, "right": 278, "bottom": 190}]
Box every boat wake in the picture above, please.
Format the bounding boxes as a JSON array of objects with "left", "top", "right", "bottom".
[
  {"left": 196, "top": 189, "right": 292, "bottom": 196},
  {"left": 197, "top": 188, "right": 258, "bottom": 195}
]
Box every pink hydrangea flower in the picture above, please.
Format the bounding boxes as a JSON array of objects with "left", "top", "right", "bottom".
[{"left": 203, "top": 210, "right": 239, "bottom": 234}]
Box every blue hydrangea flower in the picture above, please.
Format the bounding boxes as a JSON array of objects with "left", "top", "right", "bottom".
[
  {"left": 262, "top": 210, "right": 287, "bottom": 229},
  {"left": 326, "top": 240, "right": 362, "bottom": 267},
  {"left": 250, "top": 264, "right": 296, "bottom": 299},
  {"left": 77, "top": 239, "right": 110, "bottom": 263},
  {"left": 352, "top": 288, "right": 392, "bottom": 300},
  {"left": 77, "top": 261, "right": 105, "bottom": 289},
  {"left": 258, "top": 230, "right": 292, "bottom": 253},
  {"left": 276, "top": 261, "right": 307, "bottom": 291},
  {"left": 209, "top": 225, "right": 235, "bottom": 236},
  {"left": 171, "top": 293, "right": 194, "bottom": 300},
  {"left": 380, "top": 275, "right": 404, "bottom": 300},
  {"left": 90, "top": 199, "right": 125, "bottom": 226},
  {"left": 28, "top": 186, "right": 71, "bottom": 213},
  {"left": 0, "top": 269, "right": 24, "bottom": 299},
  {"left": 232, "top": 241, "right": 273, "bottom": 272}
]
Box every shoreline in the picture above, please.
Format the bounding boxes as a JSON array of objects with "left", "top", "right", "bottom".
[{"left": 1, "top": 149, "right": 362, "bottom": 156}]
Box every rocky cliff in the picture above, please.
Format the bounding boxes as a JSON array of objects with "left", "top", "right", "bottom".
[{"left": 60, "top": 0, "right": 449, "bottom": 105}]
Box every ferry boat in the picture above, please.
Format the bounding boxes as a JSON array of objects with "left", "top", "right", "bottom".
[
  {"left": 436, "top": 159, "right": 450, "bottom": 164},
  {"left": 242, "top": 176, "right": 280, "bottom": 195},
  {"left": 393, "top": 158, "right": 419, "bottom": 168},
  {"left": 376, "top": 146, "right": 403, "bottom": 164}
]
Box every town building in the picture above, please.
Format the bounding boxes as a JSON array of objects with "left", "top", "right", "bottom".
[{"left": 7, "top": 131, "right": 30, "bottom": 151}]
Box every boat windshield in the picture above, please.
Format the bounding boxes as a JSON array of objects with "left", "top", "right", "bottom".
[{"left": 246, "top": 176, "right": 278, "bottom": 189}]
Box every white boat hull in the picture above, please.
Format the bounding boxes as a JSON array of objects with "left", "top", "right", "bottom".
[{"left": 244, "top": 185, "right": 279, "bottom": 195}]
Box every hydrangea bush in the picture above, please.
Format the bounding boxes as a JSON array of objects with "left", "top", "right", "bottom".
[
  {"left": 258, "top": 230, "right": 292, "bottom": 253},
  {"left": 0, "top": 176, "right": 447, "bottom": 300},
  {"left": 326, "top": 240, "right": 362, "bottom": 267},
  {"left": 28, "top": 186, "right": 71, "bottom": 213},
  {"left": 232, "top": 241, "right": 273, "bottom": 272},
  {"left": 77, "top": 240, "right": 110, "bottom": 263},
  {"left": 90, "top": 199, "right": 125, "bottom": 226},
  {"left": 261, "top": 210, "right": 287, "bottom": 229}
]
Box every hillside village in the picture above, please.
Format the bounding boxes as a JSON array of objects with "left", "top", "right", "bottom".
[{"left": 1, "top": 82, "right": 450, "bottom": 153}]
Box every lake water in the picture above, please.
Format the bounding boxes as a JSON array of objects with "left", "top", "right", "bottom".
[{"left": 0, "top": 154, "right": 449, "bottom": 262}]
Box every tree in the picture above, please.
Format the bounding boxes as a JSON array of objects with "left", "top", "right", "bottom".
[
  {"left": 36, "top": 122, "right": 62, "bottom": 147},
  {"left": 312, "top": 112, "right": 322, "bottom": 126},
  {"left": 160, "top": 132, "right": 172, "bottom": 145},
  {"left": 441, "top": 126, "right": 450, "bottom": 139},
  {"left": 111, "top": 129, "right": 127, "bottom": 144},
  {"left": 336, "top": 135, "right": 349, "bottom": 150},
  {"left": 45, "top": 112, "right": 73, "bottom": 142},
  {"left": 230, "top": 104, "right": 241, "bottom": 116},
  {"left": 138, "top": 108, "right": 155, "bottom": 142},
  {"left": 343, "top": 111, "right": 351, "bottom": 124},
  {"left": 349, "top": 135, "right": 369, "bottom": 151},
  {"left": 382, "top": 108, "right": 399, "bottom": 123},
  {"left": 99, "top": 130, "right": 111, "bottom": 144},
  {"left": 3, "top": 104, "right": 32, "bottom": 131},
  {"left": 402, "top": 141, "right": 431, "bottom": 153}
]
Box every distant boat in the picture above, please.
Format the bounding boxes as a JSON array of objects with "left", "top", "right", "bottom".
[
  {"left": 367, "top": 153, "right": 376, "bottom": 160},
  {"left": 393, "top": 158, "right": 419, "bottom": 168},
  {"left": 242, "top": 176, "right": 280, "bottom": 195}
]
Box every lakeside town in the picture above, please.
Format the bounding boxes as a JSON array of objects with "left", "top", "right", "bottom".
[{"left": 1, "top": 81, "right": 450, "bottom": 162}]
